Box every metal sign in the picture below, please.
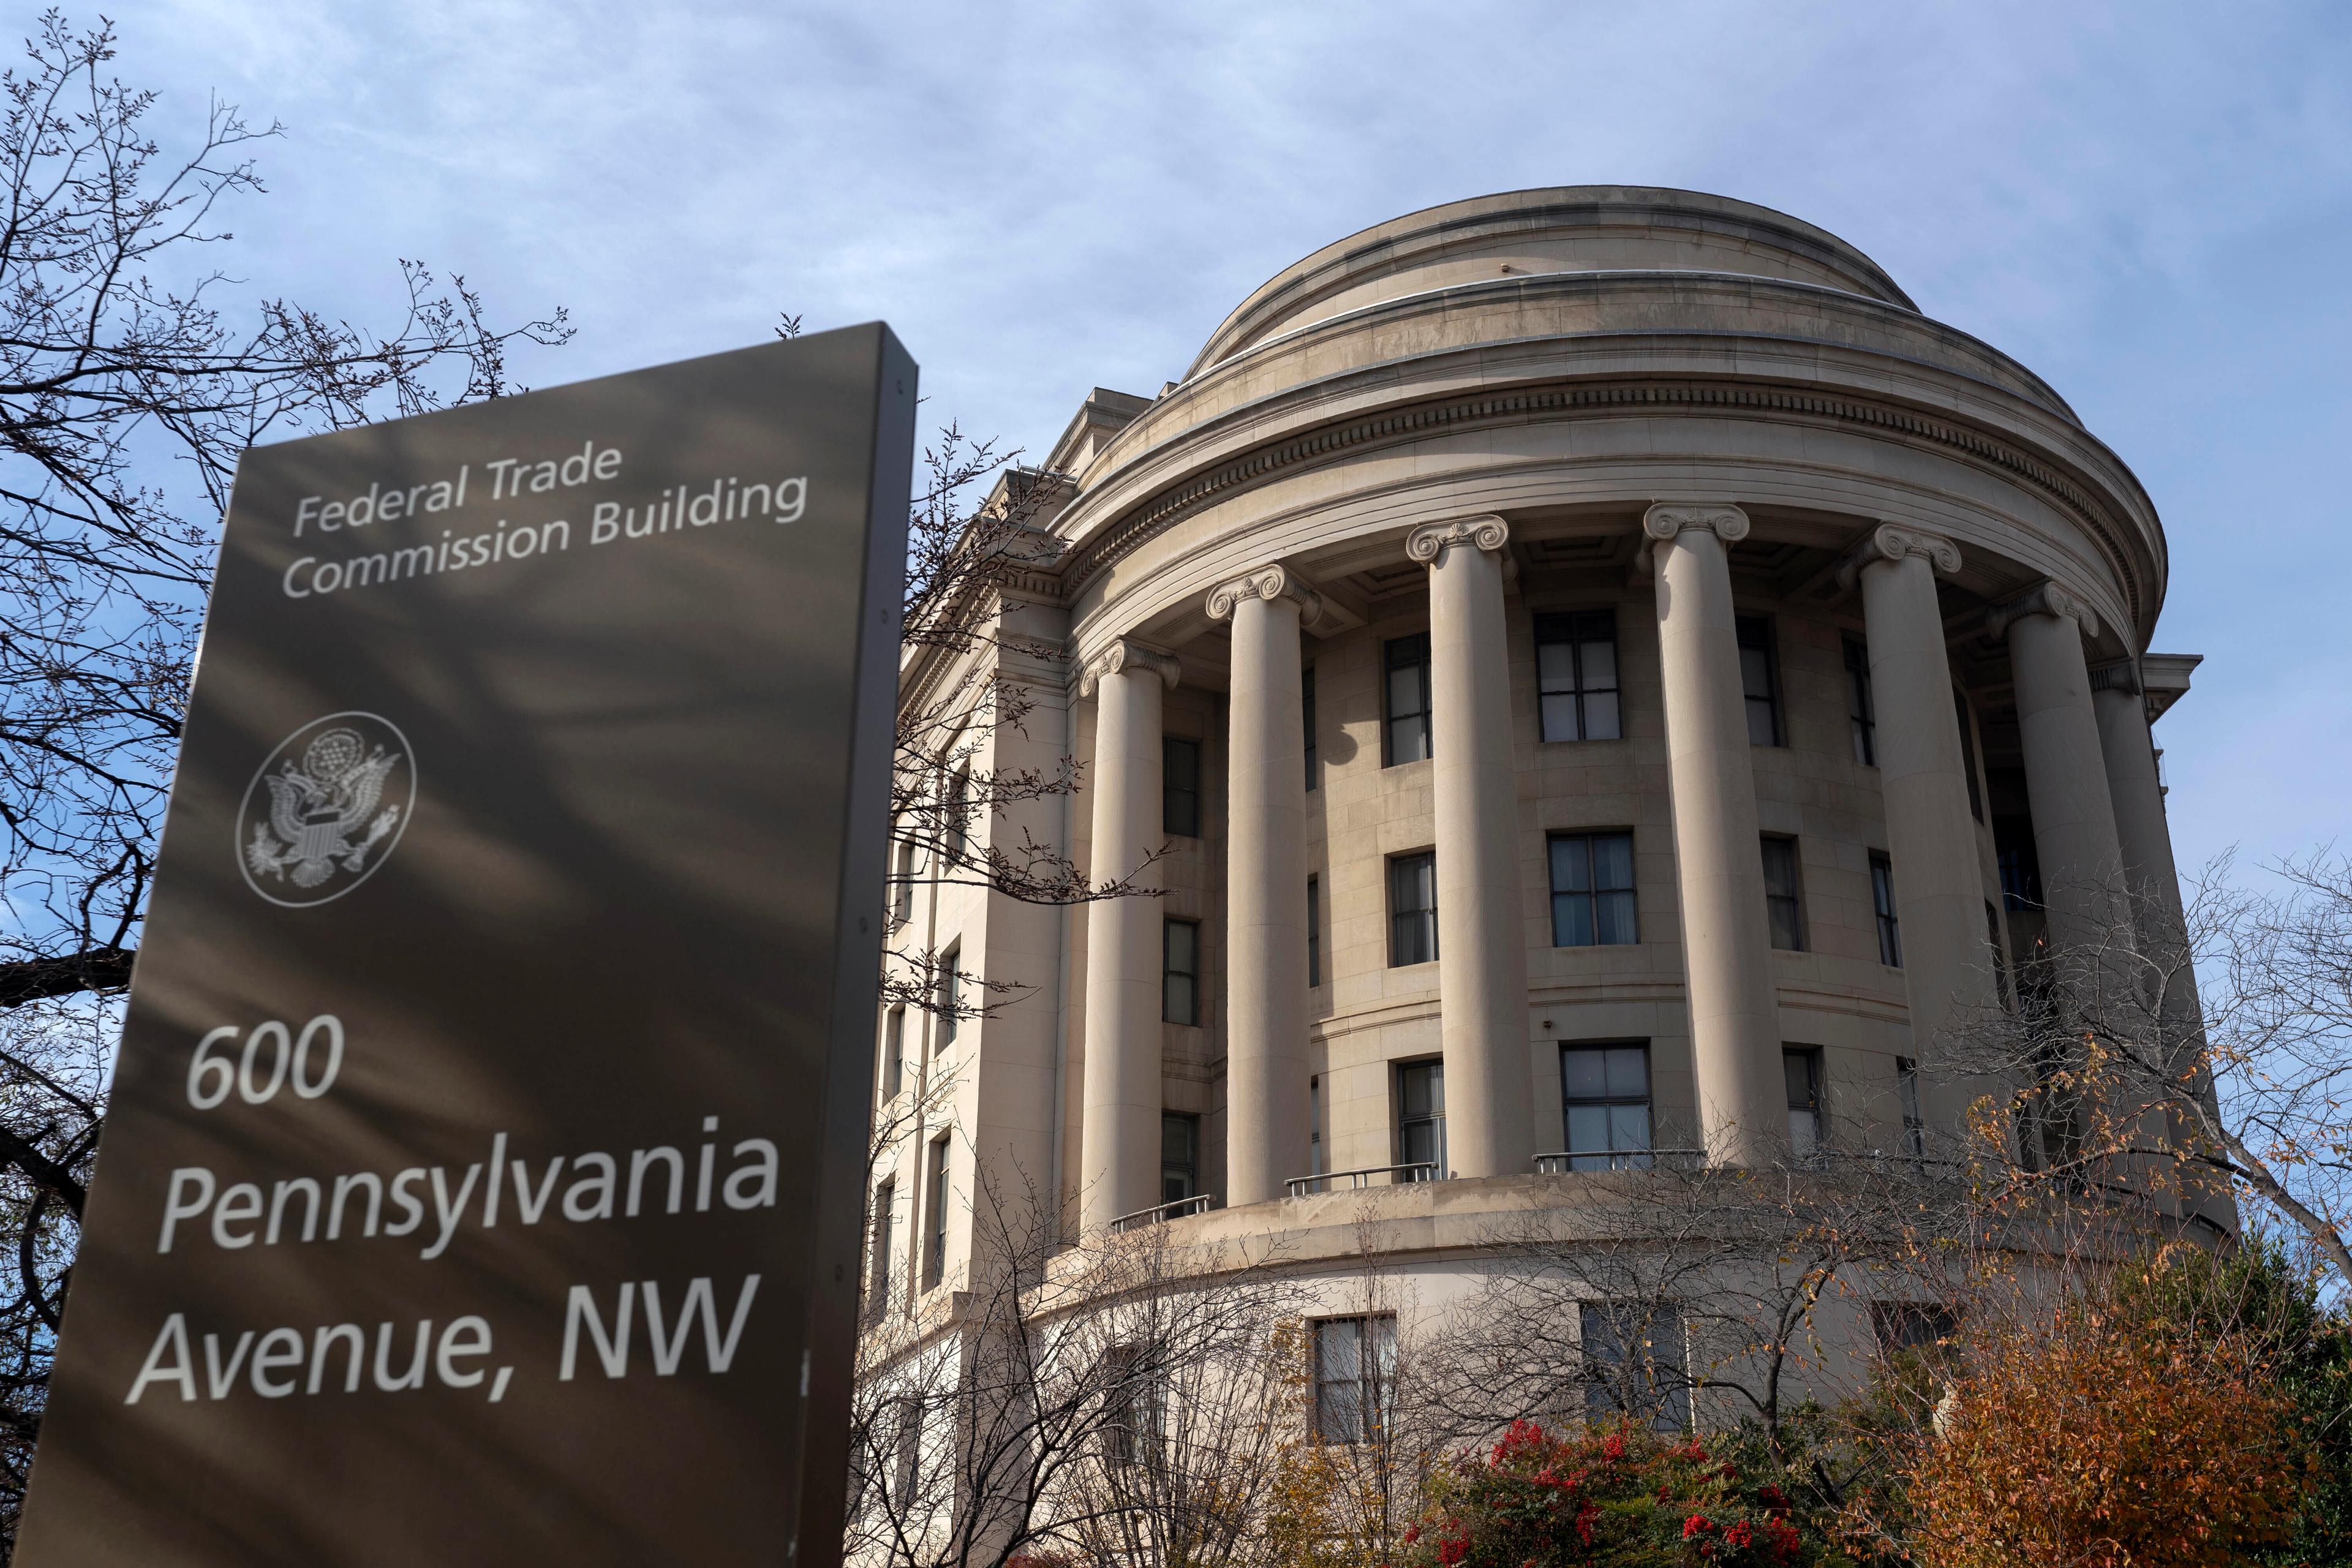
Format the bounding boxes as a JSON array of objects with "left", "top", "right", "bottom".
[{"left": 17, "top": 325, "right": 914, "bottom": 1566}]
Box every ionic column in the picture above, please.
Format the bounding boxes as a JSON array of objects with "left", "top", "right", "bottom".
[
  {"left": 1987, "top": 584, "right": 2125, "bottom": 952},
  {"left": 1837, "top": 526, "right": 1992, "bottom": 1084},
  {"left": 1078, "top": 637, "right": 1180, "bottom": 1232},
  {"left": 1208, "top": 564, "right": 1321, "bottom": 1205},
  {"left": 1405, "top": 516, "right": 1535, "bottom": 1178},
  {"left": 1644, "top": 503, "right": 1784, "bottom": 1166}
]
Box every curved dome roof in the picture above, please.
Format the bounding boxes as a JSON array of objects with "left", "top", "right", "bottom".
[{"left": 1188, "top": 186, "right": 1917, "bottom": 377}]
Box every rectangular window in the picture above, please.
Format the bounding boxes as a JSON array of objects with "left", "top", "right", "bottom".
[
  {"left": 1306, "top": 875, "right": 1322, "bottom": 987},
  {"left": 1736, "top": 615, "right": 1781, "bottom": 747},
  {"left": 1785, "top": 1047, "right": 1823, "bottom": 1158},
  {"left": 923, "top": 1139, "right": 949, "bottom": 1288},
  {"left": 1845, "top": 637, "right": 1877, "bottom": 765},
  {"left": 1871, "top": 853, "right": 1902, "bottom": 967},
  {"left": 1163, "top": 918, "right": 1200, "bottom": 1027},
  {"left": 1310, "top": 1074, "right": 1324, "bottom": 1176},
  {"left": 892, "top": 839, "right": 916, "bottom": 924},
  {"left": 1383, "top": 633, "right": 1433, "bottom": 765},
  {"left": 938, "top": 947, "right": 963, "bottom": 1045},
  {"left": 1548, "top": 831, "right": 1638, "bottom": 946},
  {"left": 868, "top": 1180, "right": 895, "bottom": 1320},
  {"left": 1561, "top": 1044, "right": 1652, "bottom": 1170},
  {"left": 1534, "top": 610, "right": 1622, "bottom": 742},
  {"left": 1896, "top": 1057, "right": 1925, "bottom": 1159},
  {"left": 1956, "top": 689, "right": 1984, "bottom": 823},
  {"left": 1313, "top": 1314, "right": 1396, "bottom": 1444},
  {"left": 882, "top": 1007, "right": 905, "bottom": 1099},
  {"left": 1398, "top": 1060, "right": 1446, "bottom": 1179},
  {"left": 945, "top": 765, "right": 972, "bottom": 864},
  {"left": 1161, "top": 1112, "right": 1199, "bottom": 1204},
  {"left": 1388, "top": 851, "right": 1438, "bottom": 966},
  {"left": 1163, "top": 737, "right": 1201, "bottom": 838},
  {"left": 1303, "top": 665, "right": 1318, "bottom": 791},
  {"left": 1760, "top": 837, "right": 1805, "bottom": 951},
  {"left": 1581, "top": 1302, "right": 1689, "bottom": 1431}
]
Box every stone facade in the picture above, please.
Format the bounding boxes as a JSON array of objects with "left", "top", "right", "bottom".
[{"left": 873, "top": 186, "right": 2199, "bottom": 1352}]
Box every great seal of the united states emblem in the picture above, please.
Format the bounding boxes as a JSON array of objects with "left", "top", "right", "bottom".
[{"left": 236, "top": 712, "right": 415, "bottom": 908}]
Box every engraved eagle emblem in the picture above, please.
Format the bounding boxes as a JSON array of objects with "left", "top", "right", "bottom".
[{"left": 244, "top": 726, "right": 405, "bottom": 889}]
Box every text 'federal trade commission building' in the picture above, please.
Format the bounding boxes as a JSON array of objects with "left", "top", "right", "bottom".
[{"left": 873, "top": 188, "right": 2198, "bottom": 1372}]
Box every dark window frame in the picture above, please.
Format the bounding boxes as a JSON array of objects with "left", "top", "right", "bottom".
[
  {"left": 1163, "top": 917, "right": 1200, "bottom": 1027},
  {"left": 1956, "top": 688, "right": 1985, "bottom": 823},
  {"left": 1533, "top": 609, "right": 1623, "bottom": 742},
  {"left": 1382, "top": 633, "right": 1433, "bottom": 766},
  {"left": 1306, "top": 873, "right": 1323, "bottom": 988},
  {"left": 1161, "top": 1112, "right": 1200, "bottom": 1204},
  {"left": 1845, "top": 636, "right": 1877, "bottom": 766},
  {"left": 1313, "top": 1313, "right": 1397, "bottom": 1444},
  {"left": 1397, "top": 1058, "right": 1446, "bottom": 1179},
  {"left": 1581, "top": 1301, "right": 1691, "bottom": 1432},
  {"left": 938, "top": 946, "right": 963, "bottom": 1046},
  {"left": 1784, "top": 1046, "right": 1823, "bottom": 1158},
  {"left": 1548, "top": 830, "right": 1639, "bottom": 946},
  {"left": 1761, "top": 835, "right": 1806, "bottom": 951},
  {"left": 1736, "top": 614, "right": 1782, "bottom": 747},
  {"left": 922, "top": 1137, "right": 950, "bottom": 1289},
  {"left": 1561, "top": 1042, "right": 1653, "bottom": 1170},
  {"left": 1303, "top": 664, "right": 1318, "bottom": 792},
  {"left": 882, "top": 1006, "right": 905, "bottom": 1099},
  {"left": 868, "top": 1178, "right": 895, "bottom": 1321},
  {"left": 1870, "top": 851, "right": 1902, "bottom": 967},
  {"left": 1163, "top": 736, "right": 1202, "bottom": 838},
  {"left": 1388, "top": 850, "right": 1439, "bottom": 967},
  {"left": 1896, "top": 1056, "right": 1926, "bottom": 1160}
]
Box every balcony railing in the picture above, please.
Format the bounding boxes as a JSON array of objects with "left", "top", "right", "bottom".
[
  {"left": 1285, "top": 1162, "right": 1438, "bottom": 1197},
  {"left": 1109, "top": 1194, "right": 1217, "bottom": 1234},
  {"left": 1533, "top": 1148, "right": 1705, "bottom": 1174}
]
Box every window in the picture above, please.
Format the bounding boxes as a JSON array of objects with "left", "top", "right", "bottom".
[
  {"left": 1871, "top": 853, "right": 1902, "bottom": 967},
  {"left": 1314, "top": 1314, "right": 1396, "bottom": 1443},
  {"left": 1549, "top": 831, "right": 1638, "bottom": 946},
  {"left": 1163, "top": 737, "right": 1201, "bottom": 838},
  {"left": 1306, "top": 875, "right": 1322, "bottom": 987},
  {"left": 1303, "top": 665, "right": 1318, "bottom": 791},
  {"left": 1161, "top": 1112, "right": 1200, "bottom": 1204},
  {"left": 892, "top": 1398, "right": 922, "bottom": 1502},
  {"left": 1383, "top": 633, "right": 1432, "bottom": 765},
  {"left": 892, "top": 839, "right": 915, "bottom": 923},
  {"left": 1994, "top": 816, "right": 2041, "bottom": 912},
  {"left": 1101, "top": 1343, "right": 1166, "bottom": 1466},
  {"left": 1784, "top": 1047, "right": 1823, "bottom": 1158},
  {"left": 1871, "top": 1302, "right": 1957, "bottom": 1359},
  {"left": 1398, "top": 1060, "right": 1446, "bottom": 1178},
  {"left": 922, "top": 1139, "right": 950, "bottom": 1288},
  {"left": 1956, "top": 690, "right": 1983, "bottom": 823},
  {"left": 1535, "top": 610, "right": 1622, "bottom": 742},
  {"left": 868, "top": 1180, "right": 895, "bottom": 1320},
  {"left": 945, "top": 765, "right": 972, "bottom": 864},
  {"left": 1845, "top": 638, "right": 1877, "bottom": 765},
  {"left": 1736, "top": 615, "right": 1781, "bottom": 746},
  {"left": 882, "top": 1008, "right": 905, "bottom": 1099},
  {"left": 1389, "top": 852, "right": 1438, "bottom": 966},
  {"left": 1896, "top": 1057, "right": 1925, "bottom": 1159},
  {"left": 1310, "top": 1074, "right": 1324, "bottom": 1176},
  {"left": 1561, "top": 1044, "right": 1652, "bottom": 1170},
  {"left": 1760, "top": 837, "right": 1805, "bottom": 951},
  {"left": 1163, "top": 919, "right": 1200, "bottom": 1026},
  {"left": 1581, "top": 1302, "right": 1689, "bottom": 1431},
  {"left": 938, "top": 947, "right": 963, "bottom": 1046}
]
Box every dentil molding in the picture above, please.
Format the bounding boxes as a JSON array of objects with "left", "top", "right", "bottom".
[
  {"left": 1985, "top": 580, "right": 2101, "bottom": 643},
  {"left": 1833, "top": 522, "right": 1963, "bottom": 592},
  {"left": 1205, "top": 561, "right": 1325, "bottom": 626},
  {"left": 1404, "top": 514, "right": 1510, "bottom": 565},
  {"left": 1077, "top": 636, "right": 1182, "bottom": 698}
]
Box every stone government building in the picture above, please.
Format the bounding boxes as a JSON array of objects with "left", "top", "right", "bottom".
[{"left": 875, "top": 187, "right": 2200, "bottom": 1389}]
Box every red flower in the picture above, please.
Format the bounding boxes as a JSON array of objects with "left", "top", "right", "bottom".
[
  {"left": 1684, "top": 1512, "right": 1716, "bottom": 1538},
  {"left": 1602, "top": 1431, "right": 1627, "bottom": 1461}
]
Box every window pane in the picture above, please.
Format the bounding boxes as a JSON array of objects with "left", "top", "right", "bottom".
[
  {"left": 1610, "top": 1103, "right": 1653, "bottom": 1153},
  {"left": 1592, "top": 832, "right": 1634, "bottom": 890},
  {"left": 1562, "top": 1049, "right": 1607, "bottom": 1100},
  {"left": 1580, "top": 636, "right": 1616, "bottom": 688},
  {"left": 1605, "top": 1046, "right": 1649, "bottom": 1098},
  {"left": 1739, "top": 644, "right": 1774, "bottom": 704},
  {"left": 1537, "top": 640, "right": 1578, "bottom": 688},
  {"left": 1745, "top": 696, "right": 1777, "bottom": 748},
  {"left": 1761, "top": 838, "right": 1797, "bottom": 898},
  {"left": 1582, "top": 689, "right": 1621, "bottom": 741},
  {"left": 1539, "top": 692, "right": 1581, "bottom": 742},
  {"left": 1552, "top": 835, "right": 1594, "bottom": 892},
  {"left": 1553, "top": 893, "right": 1594, "bottom": 947},
  {"left": 1567, "top": 1104, "right": 1610, "bottom": 1155},
  {"left": 1167, "top": 919, "right": 1197, "bottom": 971},
  {"left": 1166, "top": 974, "right": 1195, "bottom": 1027},
  {"left": 1596, "top": 890, "right": 1638, "bottom": 945}
]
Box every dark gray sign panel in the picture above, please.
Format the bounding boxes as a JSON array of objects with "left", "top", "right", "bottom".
[{"left": 16, "top": 325, "right": 914, "bottom": 1566}]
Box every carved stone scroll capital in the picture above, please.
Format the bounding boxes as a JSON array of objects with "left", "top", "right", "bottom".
[
  {"left": 1404, "top": 514, "right": 1510, "bottom": 566},
  {"left": 1205, "top": 562, "right": 1324, "bottom": 627},
  {"left": 1985, "top": 580, "right": 2100, "bottom": 644},
  {"left": 1078, "top": 636, "right": 1182, "bottom": 698},
  {"left": 1634, "top": 502, "right": 1750, "bottom": 576},
  {"left": 1833, "top": 522, "right": 1963, "bottom": 592}
]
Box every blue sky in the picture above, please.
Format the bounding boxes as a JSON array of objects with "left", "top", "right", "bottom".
[{"left": 115, "top": 0, "right": 2351, "bottom": 883}]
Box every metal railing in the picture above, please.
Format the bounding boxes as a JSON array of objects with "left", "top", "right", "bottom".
[
  {"left": 1109, "top": 1194, "right": 1217, "bottom": 1234},
  {"left": 1284, "top": 1162, "right": 1438, "bottom": 1197},
  {"left": 1532, "top": 1148, "right": 1705, "bottom": 1174}
]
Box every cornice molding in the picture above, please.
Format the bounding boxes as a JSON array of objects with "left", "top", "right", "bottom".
[
  {"left": 1833, "top": 522, "right": 1962, "bottom": 592},
  {"left": 1205, "top": 561, "right": 1325, "bottom": 625},
  {"left": 1077, "top": 636, "right": 1182, "bottom": 698},
  {"left": 1055, "top": 378, "right": 2149, "bottom": 632},
  {"left": 1985, "top": 580, "right": 2100, "bottom": 643},
  {"left": 2088, "top": 659, "right": 2143, "bottom": 697},
  {"left": 1404, "top": 514, "right": 1510, "bottom": 566}
]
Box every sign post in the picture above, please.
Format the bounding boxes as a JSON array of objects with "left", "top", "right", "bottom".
[{"left": 15, "top": 325, "right": 915, "bottom": 1566}]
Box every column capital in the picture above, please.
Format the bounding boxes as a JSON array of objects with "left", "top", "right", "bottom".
[
  {"left": 2089, "top": 659, "right": 2143, "bottom": 697},
  {"left": 1078, "top": 636, "right": 1181, "bottom": 698},
  {"left": 1986, "top": 580, "right": 2100, "bottom": 643},
  {"left": 1206, "top": 561, "right": 1324, "bottom": 627},
  {"left": 1635, "top": 502, "right": 1749, "bottom": 575},
  {"left": 1833, "top": 522, "right": 1962, "bottom": 592},
  {"left": 1405, "top": 514, "right": 1510, "bottom": 566}
]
